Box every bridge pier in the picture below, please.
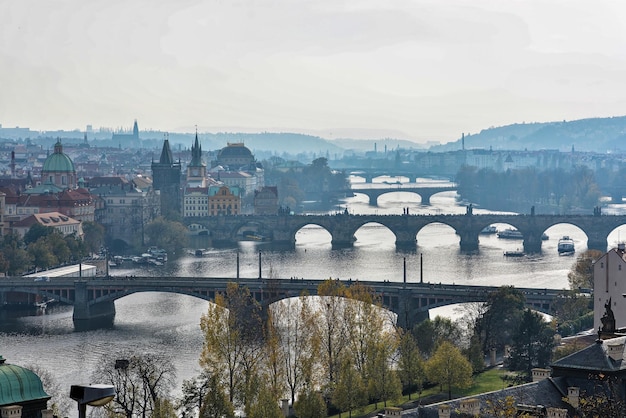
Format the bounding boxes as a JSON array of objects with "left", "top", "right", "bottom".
[
  {"left": 396, "top": 288, "right": 430, "bottom": 329},
  {"left": 72, "top": 281, "right": 115, "bottom": 330},
  {"left": 459, "top": 233, "right": 479, "bottom": 252}
]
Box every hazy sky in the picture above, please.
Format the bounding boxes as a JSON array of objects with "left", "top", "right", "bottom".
[{"left": 2, "top": 0, "right": 625, "bottom": 143}]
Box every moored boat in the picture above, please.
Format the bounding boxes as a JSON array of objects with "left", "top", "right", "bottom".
[
  {"left": 504, "top": 250, "right": 525, "bottom": 257},
  {"left": 480, "top": 225, "right": 498, "bottom": 234}
]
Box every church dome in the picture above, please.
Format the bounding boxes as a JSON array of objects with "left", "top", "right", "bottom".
[
  {"left": 42, "top": 140, "right": 75, "bottom": 173},
  {"left": 218, "top": 143, "right": 253, "bottom": 159},
  {"left": 0, "top": 356, "right": 49, "bottom": 406},
  {"left": 217, "top": 143, "right": 254, "bottom": 168}
]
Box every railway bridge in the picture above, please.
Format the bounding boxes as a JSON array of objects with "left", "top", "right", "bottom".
[{"left": 0, "top": 277, "right": 565, "bottom": 330}]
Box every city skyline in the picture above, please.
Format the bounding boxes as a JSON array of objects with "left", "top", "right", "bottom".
[{"left": 2, "top": 0, "right": 626, "bottom": 144}]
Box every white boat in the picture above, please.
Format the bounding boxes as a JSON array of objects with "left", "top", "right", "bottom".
[
  {"left": 497, "top": 228, "right": 523, "bottom": 239},
  {"left": 558, "top": 236, "right": 575, "bottom": 254},
  {"left": 480, "top": 225, "right": 498, "bottom": 234}
]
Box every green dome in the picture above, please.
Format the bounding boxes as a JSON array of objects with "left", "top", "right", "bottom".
[
  {"left": 42, "top": 140, "right": 75, "bottom": 173},
  {"left": 0, "top": 357, "right": 50, "bottom": 406}
]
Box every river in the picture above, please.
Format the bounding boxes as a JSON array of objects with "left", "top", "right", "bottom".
[{"left": 2, "top": 177, "right": 625, "bottom": 416}]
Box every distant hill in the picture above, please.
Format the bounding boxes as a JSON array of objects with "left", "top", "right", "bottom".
[{"left": 429, "top": 116, "right": 626, "bottom": 153}]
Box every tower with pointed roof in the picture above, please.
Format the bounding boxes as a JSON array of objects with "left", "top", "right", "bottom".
[
  {"left": 151, "top": 138, "right": 182, "bottom": 216},
  {"left": 186, "top": 131, "right": 207, "bottom": 185}
]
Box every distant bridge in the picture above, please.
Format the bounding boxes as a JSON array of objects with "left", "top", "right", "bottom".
[
  {"left": 349, "top": 184, "right": 457, "bottom": 205},
  {"left": 0, "top": 277, "right": 565, "bottom": 330},
  {"left": 187, "top": 212, "right": 621, "bottom": 252}
]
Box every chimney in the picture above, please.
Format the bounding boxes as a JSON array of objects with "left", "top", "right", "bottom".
[
  {"left": 607, "top": 341, "right": 625, "bottom": 361},
  {"left": 460, "top": 398, "right": 480, "bottom": 415},
  {"left": 546, "top": 408, "right": 568, "bottom": 418},
  {"left": 281, "top": 399, "right": 289, "bottom": 417},
  {"left": 531, "top": 368, "right": 550, "bottom": 382},
  {"left": 568, "top": 387, "right": 579, "bottom": 408},
  {"left": 438, "top": 404, "right": 451, "bottom": 418},
  {"left": 618, "top": 242, "right": 626, "bottom": 253},
  {"left": 0, "top": 405, "right": 22, "bottom": 418}
]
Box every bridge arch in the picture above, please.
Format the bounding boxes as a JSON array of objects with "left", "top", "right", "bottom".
[{"left": 353, "top": 222, "right": 396, "bottom": 248}]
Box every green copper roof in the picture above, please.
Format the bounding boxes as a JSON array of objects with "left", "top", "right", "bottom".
[
  {"left": 42, "top": 140, "right": 75, "bottom": 173},
  {"left": 0, "top": 357, "right": 50, "bottom": 406}
]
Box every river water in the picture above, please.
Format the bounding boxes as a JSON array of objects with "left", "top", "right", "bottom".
[{"left": 2, "top": 177, "right": 625, "bottom": 416}]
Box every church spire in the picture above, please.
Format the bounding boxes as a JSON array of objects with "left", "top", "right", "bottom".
[
  {"left": 159, "top": 134, "right": 174, "bottom": 165},
  {"left": 190, "top": 127, "right": 203, "bottom": 167}
]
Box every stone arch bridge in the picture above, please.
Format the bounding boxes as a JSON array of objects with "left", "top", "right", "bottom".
[
  {"left": 349, "top": 184, "right": 457, "bottom": 205},
  {"left": 190, "top": 213, "right": 625, "bottom": 252},
  {"left": 0, "top": 277, "right": 564, "bottom": 330}
]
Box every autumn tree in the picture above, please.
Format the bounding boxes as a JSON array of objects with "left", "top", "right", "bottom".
[
  {"left": 294, "top": 385, "right": 327, "bottom": 418},
  {"left": 397, "top": 331, "right": 425, "bottom": 399},
  {"left": 197, "top": 373, "right": 235, "bottom": 418},
  {"left": 333, "top": 355, "right": 367, "bottom": 417},
  {"left": 565, "top": 374, "right": 626, "bottom": 418},
  {"left": 568, "top": 249, "right": 603, "bottom": 290},
  {"left": 272, "top": 293, "right": 319, "bottom": 405},
  {"left": 200, "top": 282, "right": 264, "bottom": 410},
  {"left": 315, "top": 279, "right": 350, "bottom": 390},
  {"left": 246, "top": 384, "right": 283, "bottom": 418},
  {"left": 425, "top": 341, "right": 473, "bottom": 400},
  {"left": 343, "top": 282, "right": 391, "bottom": 390},
  {"left": 366, "top": 337, "right": 402, "bottom": 408}
]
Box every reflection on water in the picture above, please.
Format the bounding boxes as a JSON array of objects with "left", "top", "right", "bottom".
[{"left": 2, "top": 181, "right": 623, "bottom": 416}]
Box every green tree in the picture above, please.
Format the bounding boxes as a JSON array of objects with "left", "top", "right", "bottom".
[
  {"left": 179, "top": 371, "right": 213, "bottom": 418},
  {"left": 506, "top": 309, "right": 556, "bottom": 381},
  {"left": 475, "top": 286, "right": 525, "bottom": 353},
  {"left": 412, "top": 316, "right": 464, "bottom": 358},
  {"left": 23, "top": 223, "right": 54, "bottom": 245},
  {"left": 28, "top": 239, "right": 57, "bottom": 271},
  {"left": 82, "top": 221, "right": 105, "bottom": 255},
  {"left": 425, "top": 341, "right": 473, "bottom": 400},
  {"left": 1, "top": 233, "right": 32, "bottom": 275},
  {"left": 568, "top": 249, "right": 603, "bottom": 291},
  {"left": 144, "top": 216, "right": 189, "bottom": 255}
]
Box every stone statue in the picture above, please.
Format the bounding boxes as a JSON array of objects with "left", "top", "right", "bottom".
[{"left": 601, "top": 297, "right": 616, "bottom": 333}]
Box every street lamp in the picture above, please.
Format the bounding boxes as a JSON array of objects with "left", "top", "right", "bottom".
[{"left": 70, "top": 384, "right": 115, "bottom": 418}]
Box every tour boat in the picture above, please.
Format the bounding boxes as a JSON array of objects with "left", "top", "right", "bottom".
[
  {"left": 558, "top": 236, "right": 575, "bottom": 255},
  {"left": 497, "top": 228, "right": 523, "bottom": 239}
]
